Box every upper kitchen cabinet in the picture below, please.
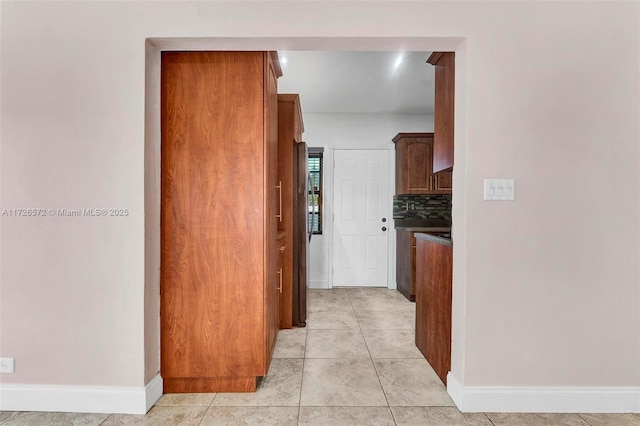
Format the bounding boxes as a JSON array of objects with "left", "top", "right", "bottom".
[
  {"left": 393, "top": 133, "right": 452, "bottom": 195},
  {"left": 427, "top": 52, "right": 455, "bottom": 173},
  {"left": 393, "top": 133, "right": 433, "bottom": 194},
  {"left": 161, "top": 51, "right": 282, "bottom": 393}
]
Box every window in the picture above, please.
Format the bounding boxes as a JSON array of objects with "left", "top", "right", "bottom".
[{"left": 308, "top": 149, "right": 323, "bottom": 234}]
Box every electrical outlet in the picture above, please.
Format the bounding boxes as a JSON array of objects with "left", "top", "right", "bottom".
[{"left": 0, "top": 357, "right": 15, "bottom": 373}]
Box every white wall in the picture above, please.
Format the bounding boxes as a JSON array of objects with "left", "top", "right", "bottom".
[
  {"left": 303, "top": 113, "right": 433, "bottom": 289},
  {"left": 1, "top": 0, "right": 638, "bottom": 414}
]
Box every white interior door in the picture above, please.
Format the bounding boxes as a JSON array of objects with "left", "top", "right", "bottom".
[{"left": 333, "top": 149, "right": 390, "bottom": 287}]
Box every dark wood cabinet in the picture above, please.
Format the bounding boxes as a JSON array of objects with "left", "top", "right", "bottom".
[
  {"left": 277, "top": 94, "right": 306, "bottom": 328},
  {"left": 433, "top": 170, "right": 452, "bottom": 192},
  {"left": 292, "top": 142, "right": 308, "bottom": 327},
  {"left": 160, "top": 51, "right": 282, "bottom": 393},
  {"left": 394, "top": 133, "right": 433, "bottom": 194},
  {"left": 396, "top": 230, "right": 417, "bottom": 301},
  {"left": 277, "top": 235, "right": 286, "bottom": 328},
  {"left": 415, "top": 235, "right": 452, "bottom": 386},
  {"left": 393, "top": 133, "right": 451, "bottom": 195},
  {"left": 427, "top": 52, "right": 455, "bottom": 173}
]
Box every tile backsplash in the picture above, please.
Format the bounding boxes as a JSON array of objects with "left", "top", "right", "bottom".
[{"left": 393, "top": 194, "right": 452, "bottom": 222}]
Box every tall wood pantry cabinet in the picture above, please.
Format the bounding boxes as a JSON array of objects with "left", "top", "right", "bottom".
[
  {"left": 160, "top": 51, "right": 282, "bottom": 393},
  {"left": 277, "top": 94, "right": 307, "bottom": 328}
]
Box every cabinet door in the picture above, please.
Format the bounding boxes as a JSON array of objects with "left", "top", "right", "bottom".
[
  {"left": 429, "top": 52, "right": 455, "bottom": 172},
  {"left": 277, "top": 94, "right": 303, "bottom": 329},
  {"left": 161, "top": 51, "right": 267, "bottom": 392},
  {"left": 405, "top": 140, "right": 433, "bottom": 193},
  {"left": 410, "top": 232, "right": 418, "bottom": 298},
  {"left": 394, "top": 133, "right": 434, "bottom": 195},
  {"left": 277, "top": 241, "right": 285, "bottom": 329},
  {"left": 264, "top": 52, "right": 280, "bottom": 368},
  {"left": 415, "top": 239, "right": 452, "bottom": 386},
  {"left": 433, "top": 170, "right": 452, "bottom": 192},
  {"left": 292, "top": 142, "right": 308, "bottom": 327},
  {"left": 396, "top": 230, "right": 413, "bottom": 301}
]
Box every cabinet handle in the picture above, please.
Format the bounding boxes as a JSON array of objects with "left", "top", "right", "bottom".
[
  {"left": 430, "top": 175, "right": 434, "bottom": 190},
  {"left": 277, "top": 268, "right": 283, "bottom": 293},
  {"left": 276, "top": 181, "right": 282, "bottom": 222}
]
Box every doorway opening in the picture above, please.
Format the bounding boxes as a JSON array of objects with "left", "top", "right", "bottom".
[{"left": 144, "top": 37, "right": 466, "bottom": 398}]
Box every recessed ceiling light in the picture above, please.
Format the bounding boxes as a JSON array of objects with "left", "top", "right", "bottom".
[{"left": 393, "top": 53, "right": 405, "bottom": 70}]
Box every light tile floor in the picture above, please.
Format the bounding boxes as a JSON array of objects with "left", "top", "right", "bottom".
[{"left": 1, "top": 288, "right": 639, "bottom": 425}]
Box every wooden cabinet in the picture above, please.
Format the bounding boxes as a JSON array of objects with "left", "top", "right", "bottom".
[
  {"left": 393, "top": 133, "right": 433, "bottom": 194},
  {"left": 415, "top": 234, "right": 452, "bottom": 385},
  {"left": 277, "top": 235, "right": 286, "bottom": 327},
  {"left": 160, "top": 51, "right": 282, "bottom": 393},
  {"left": 393, "top": 133, "right": 452, "bottom": 195},
  {"left": 396, "top": 230, "right": 417, "bottom": 301},
  {"left": 433, "top": 170, "right": 452, "bottom": 192},
  {"left": 277, "top": 94, "right": 306, "bottom": 328},
  {"left": 292, "top": 142, "right": 308, "bottom": 327},
  {"left": 427, "top": 52, "right": 455, "bottom": 173}
]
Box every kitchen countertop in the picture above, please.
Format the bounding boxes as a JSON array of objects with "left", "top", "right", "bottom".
[{"left": 415, "top": 232, "right": 453, "bottom": 246}]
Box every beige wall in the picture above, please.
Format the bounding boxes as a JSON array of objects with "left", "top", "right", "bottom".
[{"left": 1, "top": 1, "right": 638, "bottom": 394}]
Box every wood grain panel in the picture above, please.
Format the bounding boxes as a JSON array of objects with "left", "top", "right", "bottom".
[
  {"left": 394, "top": 133, "right": 433, "bottom": 195},
  {"left": 276, "top": 95, "right": 302, "bottom": 329},
  {"left": 410, "top": 242, "right": 416, "bottom": 297},
  {"left": 264, "top": 52, "right": 280, "bottom": 371},
  {"left": 428, "top": 52, "right": 455, "bottom": 173},
  {"left": 164, "top": 377, "right": 256, "bottom": 393},
  {"left": 406, "top": 140, "right": 431, "bottom": 192},
  {"left": 292, "top": 142, "right": 308, "bottom": 327},
  {"left": 161, "top": 52, "right": 269, "bottom": 388},
  {"left": 396, "top": 230, "right": 413, "bottom": 301},
  {"left": 434, "top": 170, "right": 453, "bottom": 192},
  {"left": 415, "top": 238, "right": 452, "bottom": 385}
]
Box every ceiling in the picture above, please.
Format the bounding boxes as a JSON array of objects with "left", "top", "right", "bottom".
[{"left": 277, "top": 51, "right": 434, "bottom": 114}]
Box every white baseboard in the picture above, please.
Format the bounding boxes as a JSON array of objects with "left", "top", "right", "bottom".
[
  {"left": 447, "top": 372, "right": 640, "bottom": 413},
  {"left": 144, "top": 374, "right": 163, "bottom": 412},
  {"left": 309, "top": 280, "right": 330, "bottom": 289},
  {"left": 0, "top": 374, "right": 163, "bottom": 415}
]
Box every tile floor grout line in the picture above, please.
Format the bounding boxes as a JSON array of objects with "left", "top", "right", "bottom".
[
  {"left": 196, "top": 404, "right": 213, "bottom": 426},
  {"left": 296, "top": 325, "right": 309, "bottom": 425},
  {"left": 98, "top": 413, "right": 112, "bottom": 425},
  {"left": 483, "top": 412, "right": 497, "bottom": 426},
  {"left": 576, "top": 413, "right": 595, "bottom": 426},
  {"left": 354, "top": 292, "right": 397, "bottom": 421},
  {"left": 362, "top": 329, "right": 401, "bottom": 425}
]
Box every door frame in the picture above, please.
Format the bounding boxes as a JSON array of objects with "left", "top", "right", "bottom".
[
  {"left": 145, "top": 36, "right": 466, "bottom": 403},
  {"left": 328, "top": 147, "right": 396, "bottom": 289}
]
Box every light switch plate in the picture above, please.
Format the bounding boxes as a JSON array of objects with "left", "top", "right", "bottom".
[{"left": 484, "top": 179, "right": 515, "bottom": 200}]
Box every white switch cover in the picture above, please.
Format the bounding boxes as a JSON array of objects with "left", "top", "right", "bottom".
[
  {"left": 484, "top": 179, "right": 515, "bottom": 200},
  {"left": 0, "top": 358, "right": 14, "bottom": 373}
]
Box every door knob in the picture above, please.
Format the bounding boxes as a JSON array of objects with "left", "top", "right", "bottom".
[{"left": 382, "top": 226, "right": 387, "bottom": 232}]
